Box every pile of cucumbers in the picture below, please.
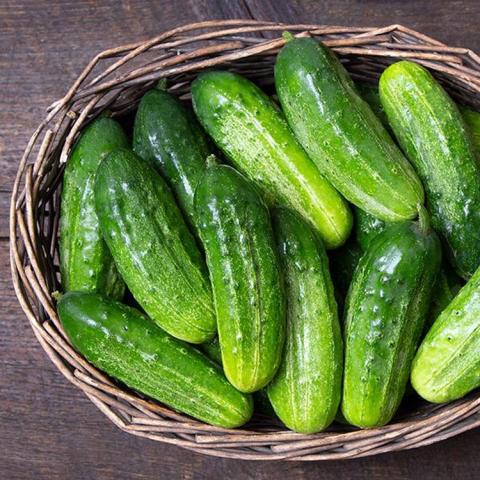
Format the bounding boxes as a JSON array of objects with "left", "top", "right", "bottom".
[{"left": 58, "top": 35, "right": 480, "bottom": 433}]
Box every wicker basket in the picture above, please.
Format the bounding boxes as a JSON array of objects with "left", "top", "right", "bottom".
[{"left": 10, "top": 20, "right": 480, "bottom": 461}]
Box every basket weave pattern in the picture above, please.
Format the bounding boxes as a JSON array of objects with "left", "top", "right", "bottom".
[{"left": 9, "top": 20, "right": 480, "bottom": 461}]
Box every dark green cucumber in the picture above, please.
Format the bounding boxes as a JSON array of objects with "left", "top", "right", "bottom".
[
  {"left": 354, "top": 209, "right": 462, "bottom": 330},
  {"left": 425, "top": 268, "right": 463, "bottom": 332},
  {"left": 460, "top": 105, "right": 480, "bottom": 155},
  {"left": 342, "top": 210, "right": 441, "bottom": 428},
  {"left": 133, "top": 87, "right": 212, "bottom": 228},
  {"left": 354, "top": 208, "right": 388, "bottom": 251},
  {"left": 275, "top": 38, "right": 424, "bottom": 222},
  {"left": 380, "top": 61, "right": 480, "bottom": 279},
  {"left": 328, "top": 240, "right": 362, "bottom": 314},
  {"left": 60, "top": 117, "right": 128, "bottom": 298},
  {"left": 195, "top": 164, "right": 285, "bottom": 393},
  {"left": 411, "top": 267, "right": 480, "bottom": 403},
  {"left": 356, "top": 82, "right": 390, "bottom": 128},
  {"left": 58, "top": 292, "right": 252, "bottom": 427},
  {"left": 267, "top": 208, "right": 343, "bottom": 433},
  {"left": 192, "top": 70, "right": 352, "bottom": 249},
  {"left": 94, "top": 149, "right": 216, "bottom": 344}
]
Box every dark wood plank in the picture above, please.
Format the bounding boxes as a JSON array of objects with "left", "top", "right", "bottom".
[
  {"left": 1, "top": 1, "right": 479, "bottom": 479},
  {"left": 244, "top": 0, "right": 480, "bottom": 52}
]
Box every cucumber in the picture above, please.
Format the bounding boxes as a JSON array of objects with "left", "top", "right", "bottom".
[
  {"left": 411, "top": 266, "right": 480, "bottom": 403},
  {"left": 195, "top": 164, "right": 285, "bottom": 393},
  {"left": 200, "top": 336, "right": 222, "bottom": 365},
  {"left": 94, "top": 149, "right": 216, "bottom": 344},
  {"left": 58, "top": 291, "right": 253, "bottom": 428},
  {"left": 191, "top": 70, "right": 352, "bottom": 249},
  {"left": 460, "top": 105, "right": 480, "bottom": 155},
  {"left": 133, "top": 87, "right": 211, "bottom": 228},
  {"left": 342, "top": 209, "right": 441, "bottom": 428},
  {"left": 267, "top": 208, "right": 343, "bottom": 433},
  {"left": 358, "top": 83, "right": 480, "bottom": 158},
  {"left": 354, "top": 208, "right": 387, "bottom": 251},
  {"left": 354, "top": 208, "right": 462, "bottom": 331},
  {"left": 328, "top": 240, "right": 362, "bottom": 314},
  {"left": 60, "top": 117, "right": 128, "bottom": 298},
  {"left": 275, "top": 38, "right": 424, "bottom": 222},
  {"left": 380, "top": 60, "right": 480, "bottom": 279},
  {"left": 356, "top": 82, "right": 390, "bottom": 128},
  {"left": 425, "top": 268, "right": 463, "bottom": 332}
]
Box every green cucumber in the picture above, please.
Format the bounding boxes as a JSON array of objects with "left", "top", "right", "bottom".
[
  {"left": 195, "top": 164, "right": 285, "bottom": 393},
  {"left": 267, "top": 208, "right": 343, "bottom": 433},
  {"left": 358, "top": 82, "right": 480, "bottom": 158},
  {"left": 58, "top": 292, "right": 252, "bottom": 428},
  {"left": 411, "top": 267, "right": 480, "bottom": 403},
  {"left": 133, "top": 87, "right": 211, "bottom": 228},
  {"left": 275, "top": 38, "right": 424, "bottom": 222},
  {"left": 380, "top": 60, "right": 480, "bottom": 279},
  {"left": 328, "top": 240, "right": 362, "bottom": 314},
  {"left": 342, "top": 209, "right": 441, "bottom": 428},
  {"left": 356, "top": 82, "right": 390, "bottom": 128},
  {"left": 425, "top": 268, "right": 463, "bottom": 332},
  {"left": 94, "top": 149, "right": 216, "bottom": 344},
  {"left": 191, "top": 70, "right": 352, "bottom": 249},
  {"left": 354, "top": 208, "right": 462, "bottom": 330},
  {"left": 200, "top": 336, "right": 222, "bottom": 365},
  {"left": 60, "top": 117, "right": 128, "bottom": 298},
  {"left": 354, "top": 208, "right": 388, "bottom": 251}
]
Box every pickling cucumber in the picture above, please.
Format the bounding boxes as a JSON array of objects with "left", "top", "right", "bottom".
[
  {"left": 95, "top": 149, "right": 216, "bottom": 344},
  {"left": 195, "top": 164, "right": 286, "bottom": 393},
  {"left": 342, "top": 209, "right": 441, "bottom": 428},
  {"left": 58, "top": 291, "right": 253, "bottom": 428},
  {"left": 60, "top": 117, "right": 128, "bottom": 298},
  {"left": 380, "top": 60, "right": 480, "bottom": 279},
  {"left": 133, "top": 86, "right": 212, "bottom": 228},
  {"left": 267, "top": 208, "right": 343, "bottom": 433},
  {"left": 275, "top": 38, "right": 424, "bottom": 222},
  {"left": 192, "top": 70, "right": 352, "bottom": 249},
  {"left": 411, "top": 266, "right": 480, "bottom": 403}
]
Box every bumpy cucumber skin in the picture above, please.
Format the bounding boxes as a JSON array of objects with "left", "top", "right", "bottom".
[
  {"left": 412, "top": 268, "right": 480, "bottom": 403},
  {"left": 191, "top": 70, "right": 352, "bottom": 249},
  {"left": 267, "top": 208, "right": 343, "bottom": 433},
  {"left": 133, "top": 88, "right": 211, "bottom": 228},
  {"left": 275, "top": 38, "right": 424, "bottom": 222},
  {"left": 60, "top": 118, "right": 128, "bottom": 298},
  {"left": 342, "top": 220, "right": 441, "bottom": 428},
  {"left": 94, "top": 149, "right": 216, "bottom": 344},
  {"left": 354, "top": 208, "right": 388, "bottom": 251},
  {"left": 195, "top": 164, "right": 286, "bottom": 393},
  {"left": 58, "top": 292, "right": 252, "bottom": 428},
  {"left": 380, "top": 61, "right": 480, "bottom": 279}
]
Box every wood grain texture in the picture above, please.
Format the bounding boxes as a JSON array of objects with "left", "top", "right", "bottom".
[{"left": 1, "top": 0, "right": 479, "bottom": 478}]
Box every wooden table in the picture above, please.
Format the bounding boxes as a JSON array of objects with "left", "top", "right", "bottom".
[{"left": 1, "top": 1, "right": 479, "bottom": 478}]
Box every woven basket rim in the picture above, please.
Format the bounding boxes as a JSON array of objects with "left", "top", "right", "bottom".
[{"left": 9, "top": 19, "right": 480, "bottom": 461}]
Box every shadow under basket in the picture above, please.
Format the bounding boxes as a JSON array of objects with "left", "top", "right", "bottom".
[{"left": 9, "top": 20, "right": 480, "bottom": 461}]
